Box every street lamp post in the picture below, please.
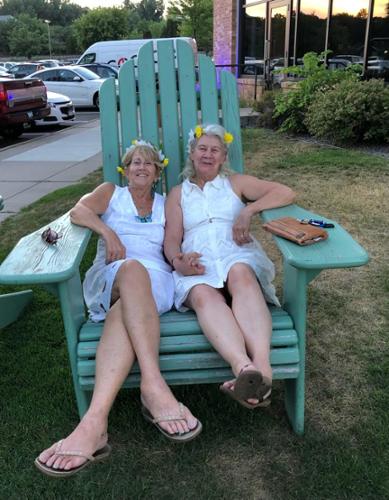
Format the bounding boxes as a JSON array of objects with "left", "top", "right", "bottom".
[{"left": 45, "top": 20, "right": 52, "bottom": 58}]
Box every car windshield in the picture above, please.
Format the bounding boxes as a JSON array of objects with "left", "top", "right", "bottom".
[{"left": 73, "top": 67, "right": 100, "bottom": 80}]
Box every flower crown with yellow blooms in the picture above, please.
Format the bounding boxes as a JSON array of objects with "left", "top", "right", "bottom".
[
  {"left": 117, "top": 139, "right": 169, "bottom": 176},
  {"left": 189, "top": 125, "right": 234, "bottom": 146}
]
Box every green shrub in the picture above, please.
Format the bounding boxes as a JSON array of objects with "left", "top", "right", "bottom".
[
  {"left": 253, "top": 90, "right": 281, "bottom": 128},
  {"left": 273, "top": 52, "right": 360, "bottom": 134},
  {"left": 305, "top": 78, "right": 389, "bottom": 144}
]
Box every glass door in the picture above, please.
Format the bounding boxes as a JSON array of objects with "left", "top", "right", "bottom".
[{"left": 266, "top": 0, "right": 291, "bottom": 80}]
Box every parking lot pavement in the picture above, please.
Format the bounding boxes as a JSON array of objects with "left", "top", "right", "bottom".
[{"left": 0, "top": 118, "right": 102, "bottom": 222}]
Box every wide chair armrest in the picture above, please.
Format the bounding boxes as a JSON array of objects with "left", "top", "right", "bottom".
[
  {"left": 0, "top": 212, "right": 91, "bottom": 286},
  {"left": 261, "top": 204, "right": 369, "bottom": 271}
]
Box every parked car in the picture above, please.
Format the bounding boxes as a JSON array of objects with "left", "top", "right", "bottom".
[
  {"left": 77, "top": 63, "right": 119, "bottom": 79},
  {"left": 26, "top": 66, "right": 110, "bottom": 108},
  {"left": 34, "top": 91, "right": 75, "bottom": 126},
  {"left": 327, "top": 58, "right": 352, "bottom": 70},
  {"left": 367, "top": 56, "right": 389, "bottom": 69},
  {"left": 8, "top": 62, "right": 46, "bottom": 79},
  {"left": 332, "top": 55, "right": 363, "bottom": 64},
  {"left": 0, "top": 77, "right": 50, "bottom": 139},
  {"left": 36, "top": 59, "right": 62, "bottom": 68},
  {"left": 0, "top": 68, "right": 13, "bottom": 78},
  {"left": 242, "top": 60, "right": 264, "bottom": 76},
  {"left": 366, "top": 57, "right": 389, "bottom": 81},
  {"left": 0, "top": 61, "right": 17, "bottom": 70}
]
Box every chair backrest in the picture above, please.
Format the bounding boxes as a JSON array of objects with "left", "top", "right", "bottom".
[{"left": 99, "top": 39, "right": 243, "bottom": 193}]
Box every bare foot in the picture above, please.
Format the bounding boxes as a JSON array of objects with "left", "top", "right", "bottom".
[
  {"left": 141, "top": 378, "right": 199, "bottom": 436},
  {"left": 37, "top": 414, "right": 108, "bottom": 472}
]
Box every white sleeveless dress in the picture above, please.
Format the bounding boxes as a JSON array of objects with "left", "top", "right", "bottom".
[
  {"left": 83, "top": 185, "right": 174, "bottom": 322},
  {"left": 173, "top": 175, "right": 280, "bottom": 311}
]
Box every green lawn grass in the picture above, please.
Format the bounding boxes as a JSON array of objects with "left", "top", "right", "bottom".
[{"left": 0, "top": 128, "right": 388, "bottom": 499}]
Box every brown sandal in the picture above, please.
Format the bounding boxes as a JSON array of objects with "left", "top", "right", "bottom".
[{"left": 220, "top": 366, "right": 272, "bottom": 409}]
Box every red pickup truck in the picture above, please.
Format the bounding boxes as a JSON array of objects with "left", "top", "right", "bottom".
[{"left": 0, "top": 78, "right": 50, "bottom": 139}]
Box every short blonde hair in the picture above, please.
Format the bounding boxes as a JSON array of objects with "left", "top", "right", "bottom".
[
  {"left": 181, "top": 123, "right": 234, "bottom": 179},
  {"left": 121, "top": 145, "right": 163, "bottom": 177}
]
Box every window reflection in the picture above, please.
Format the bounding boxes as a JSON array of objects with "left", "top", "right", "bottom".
[
  {"left": 242, "top": 3, "right": 266, "bottom": 76},
  {"left": 327, "top": 0, "right": 367, "bottom": 66},
  {"left": 297, "top": 0, "right": 328, "bottom": 58},
  {"left": 270, "top": 5, "right": 288, "bottom": 64},
  {"left": 367, "top": 0, "right": 389, "bottom": 79}
]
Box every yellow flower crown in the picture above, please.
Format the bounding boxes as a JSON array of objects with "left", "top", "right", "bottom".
[
  {"left": 192, "top": 125, "right": 234, "bottom": 145},
  {"left": 117, "top": 139, "right": 169, "bottom": 176}
]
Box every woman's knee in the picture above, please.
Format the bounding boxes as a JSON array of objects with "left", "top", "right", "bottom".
[
  {"left": 187, "top": 285, "right": 225, "bottom": 311},
  {"left": 227, "top": 263, "right": 257, "bottom": 291},
  {"left": 115, "top": 259, "right": 150, "bottom": 289}
]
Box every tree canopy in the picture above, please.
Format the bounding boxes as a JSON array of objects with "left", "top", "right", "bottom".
[
  {"left": 0, "top": 0, "right": 214, "bottom": 58},
  {"left": 167, "top": 0, "right": 213, "bottom": 52},
  {"left": 72, "top": 8, "right": 130, "bottom": 50}
]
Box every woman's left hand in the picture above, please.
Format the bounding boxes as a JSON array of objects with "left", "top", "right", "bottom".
[{"left": 232, "top": 208, "right": 253, "bottom": 245}]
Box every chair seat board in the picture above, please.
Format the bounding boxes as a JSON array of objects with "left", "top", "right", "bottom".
[
  {"left": 78, "top": 347, "right": 300, "bottom": 377},
  {"left": 79, "top": 363, "right": 300, "bottom": 390}
]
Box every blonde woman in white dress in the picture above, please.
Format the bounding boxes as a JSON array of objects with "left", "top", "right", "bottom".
[
  {"left": 35, "top": 141, "right": 202, "bottom": 478},
  {"left": 164, "top": 124, "right": 295, "bottom": 409}
]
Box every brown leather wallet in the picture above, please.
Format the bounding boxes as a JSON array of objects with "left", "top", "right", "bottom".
[{"left": 262, "top": 217, "right": 328, "bottom": 246}]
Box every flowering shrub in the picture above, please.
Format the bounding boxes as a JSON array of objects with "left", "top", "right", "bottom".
[
  {"left": 273, "top": 52, "right": 360, "bottom": 134},
  {"left": 305, "top": 79, "right": 389, "bottom": 144}
]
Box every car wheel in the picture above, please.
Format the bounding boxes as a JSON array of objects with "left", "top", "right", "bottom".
[
  {"left": 93, "top": 92, "right": 100, "bottom": 110},
  {"left": 1, "top": 124, "right": 25, "bottom": 139}
]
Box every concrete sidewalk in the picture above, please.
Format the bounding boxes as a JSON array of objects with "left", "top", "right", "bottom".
[{"left": 0, "top": 119, "right": 102, "bottom": 223}]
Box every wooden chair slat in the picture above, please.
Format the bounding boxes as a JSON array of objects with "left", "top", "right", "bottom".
[
  {"left": 220, "top": 70, "right": 243, "bottom": 173},
  {"left": 78, "top": 328, "right": 298, "bottom": 359},
  {"left": 78, "top": 347, "right": 300, "bottom": 377},
  {"left": 176, "top": 40, "right": 198, "bottom": 161},
  {"left": 118, "top": 60, "right": 139, "bottom": 155},
  {"left": 198, "top": 54, "right": 219, "bottom": 125},
  {"left": 157, "top": 40, "right": 182, "bottom": 191},
  {"left": 79, "top": 364, "right": 300, "bottom": 390},
  {"left": 78, "top": 307, "right": 295, "bottom": 342},
  {"left": 100, "top": 78, "right": 121, "bottom": 185},
  {"left": 137, "top": 42, "right": 159, "bottom": 146}
]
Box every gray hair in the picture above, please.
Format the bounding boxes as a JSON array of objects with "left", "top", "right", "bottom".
[{"left": 181, "top": 123, "right": 234, "bottom": 179}]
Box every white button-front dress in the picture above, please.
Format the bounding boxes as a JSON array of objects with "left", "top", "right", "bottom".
[
  {"left": 83, "top": 185, "right": 174, "bottom": 322},
  {"left": 173, "top": 175, "right": 280, "bottom": 311}
]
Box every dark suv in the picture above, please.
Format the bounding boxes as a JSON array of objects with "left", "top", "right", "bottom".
[
  {"left": 8, "top": 63, "right": 46, "bottom": 79},
  {"left": 77, "top": 63, "right": 119, "bottom": 79}
]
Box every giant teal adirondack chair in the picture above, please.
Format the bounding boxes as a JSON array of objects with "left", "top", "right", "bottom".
[
  {"left": 0, "top": 195, "right": 32, "bottom": 329},
  {"left": 0, "top": 40, "right": 368, "bottom": 434}
]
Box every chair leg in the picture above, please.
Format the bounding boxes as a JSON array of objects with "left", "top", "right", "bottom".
[
  {"left": 75, "top": 386, "right": 92, "bottom": 419},
  {"left": 284, "top": 375, "right": 305, "bottom": 435},
  {"left": 0, "top": 290, "right": 33, "bottom": 329}
]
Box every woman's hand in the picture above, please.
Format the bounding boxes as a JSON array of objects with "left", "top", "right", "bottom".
[
  {"left": 232, "top": 207, "right": 253, "bottom": 245},
  {"left": 103, "top": 228, "right": 126, "bottom": 264},
  {"left": 173, "top": 252, "right": 205, "bottom": 276}
]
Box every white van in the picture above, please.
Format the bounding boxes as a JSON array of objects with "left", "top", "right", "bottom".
[{"left": 76, "top": 37, "right": 197, "bottom": 67}]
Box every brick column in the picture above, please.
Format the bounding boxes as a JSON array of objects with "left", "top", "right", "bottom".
[{"left": 213, "top": 0, "right": 237, "bottom": 67}]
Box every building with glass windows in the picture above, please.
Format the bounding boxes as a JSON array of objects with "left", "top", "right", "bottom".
[{"left": 213, "top": 0, "right": 389, "bottom": 97}]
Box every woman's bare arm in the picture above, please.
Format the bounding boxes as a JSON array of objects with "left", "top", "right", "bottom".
[
  {"left": 164, "top": 185, "right": 204, "bottom": 275},
  {"left": 230, "top": 174, "right": 296, "bottom": 245},
  {"left": 70, "top": 182, "right": 126, "bottom": 263}
]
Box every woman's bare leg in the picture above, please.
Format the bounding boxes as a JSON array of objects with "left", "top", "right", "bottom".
[
  {"left": 226, "top": 263, "right": 272, "bottom": 381},
  {"left": 186, "top": 265, "right": 272, "bottom": 404},
  {"left": 186, "top": 284, "right": 253, "bottom": 377},
  {"left": 38, "top": 301, "right": 136, "bottom": 471},
  {"left": 112, "top": 259, "right": 199, "bottom": 436}
]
